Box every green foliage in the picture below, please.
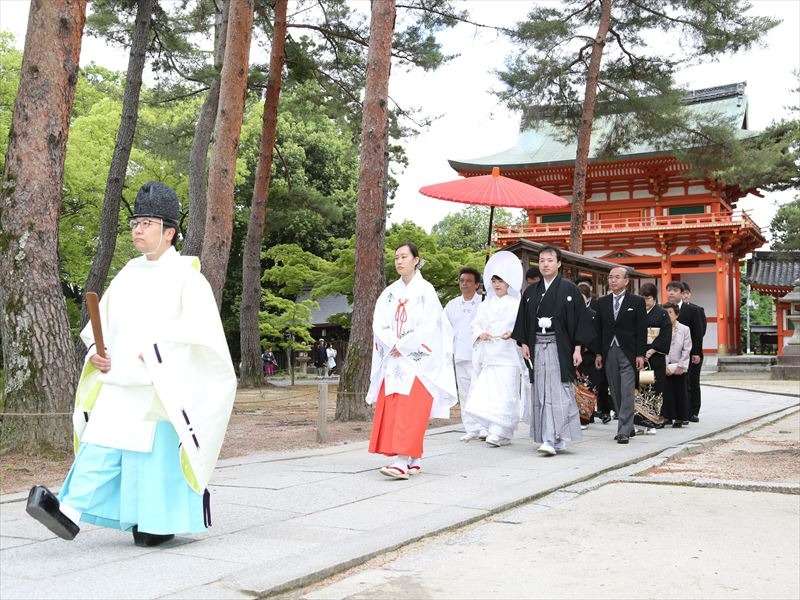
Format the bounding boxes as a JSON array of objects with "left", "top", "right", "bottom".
[
  {"left": 497, "top": 0, "right": 787, "bottom": 187},
  {"left": 0, "top": 32, "right": 22, "bottom": 173},
  {"left": 432, "top": 206, "right": 515, "bottom": 251},
  {"left": 769, "top": 196, "right": 800, "bottom": 251},
  {"left": 258, "top": 291, "right": 318, "bottom": 352},
  {"left": 308, "top": 222, "right": 485, "bottom": 306},
  {"left": 740, "top": 265, "right": 775, "bottom": 352},
  {"left": 262, "top": 244, "right": 328, "bottom": 297}
]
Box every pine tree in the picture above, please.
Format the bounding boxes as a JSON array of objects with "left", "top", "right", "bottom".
[{"left": 0, "top": 0, "right": 88, "bottom": 452}]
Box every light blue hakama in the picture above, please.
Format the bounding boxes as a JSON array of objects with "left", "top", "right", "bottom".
[{"left": 58, "top": 421, "right": 206, "bottom": 535}]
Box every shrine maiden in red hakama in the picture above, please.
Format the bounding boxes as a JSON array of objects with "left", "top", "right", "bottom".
[{"left": 367, "top": 243, "right": 457, "bottom": 479}]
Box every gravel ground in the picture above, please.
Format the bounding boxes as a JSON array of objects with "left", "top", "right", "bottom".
[{"left": 644, "top": 411, "right": 800, "bottom": 483}]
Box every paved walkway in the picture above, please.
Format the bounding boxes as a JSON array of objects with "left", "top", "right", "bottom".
[{"left": 1, "top": 386, "right": 797, "bottom": 600}]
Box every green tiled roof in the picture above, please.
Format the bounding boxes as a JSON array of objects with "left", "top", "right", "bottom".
[{"left": 450, "top": 83, "right": 753, "bottom": 172}]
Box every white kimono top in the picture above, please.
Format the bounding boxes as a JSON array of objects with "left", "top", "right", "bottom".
[
  {"left": 366, "top": 271, "right": 457, "bottom": 419},
  {"left": 444, "top": 294, "right": 481, "bottom": 363},
  {"left": 73, "top": 247, "right": 237, "bottom": 493},
  {"left": 471, "top": 294, "right": 525, "bottom": 370}
]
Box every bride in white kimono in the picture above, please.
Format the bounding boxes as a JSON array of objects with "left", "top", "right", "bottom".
[
  {"left": 367, "top": 242, "right": 457, "bottom": 480},
  {"left": 462, "top": 251, "right": 526, "bottom": 447}
]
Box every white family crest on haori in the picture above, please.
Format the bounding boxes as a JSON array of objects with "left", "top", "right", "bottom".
[
  {"left": 366, "top": 270, "right": 457, "bottom": 418},
  {"left": 72, "top": 247, "right": 237, "bottom": 493}
]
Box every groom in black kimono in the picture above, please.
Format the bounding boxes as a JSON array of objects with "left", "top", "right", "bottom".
[{"left": 512, "top": 245, "right": 587, "bottom": 456}]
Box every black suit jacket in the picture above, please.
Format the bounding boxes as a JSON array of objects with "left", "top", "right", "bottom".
[
  {"left": 595, "top": 291, "right": 647, "bottom": 366},
  {"left": 678, "top": 302, "right": 705, "bottom": 356}
]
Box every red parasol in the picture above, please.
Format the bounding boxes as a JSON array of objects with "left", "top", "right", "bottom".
[{"left": 419, "top": 166, "right": 568, "bottom": 249}]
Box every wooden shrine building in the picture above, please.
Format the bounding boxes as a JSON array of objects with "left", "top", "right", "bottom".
[
  {"left": 449, "top": 83, "right": 766, "bottom": 355},
  {"left": 746, "top": 251, "right": 800, "bottom": 354}
]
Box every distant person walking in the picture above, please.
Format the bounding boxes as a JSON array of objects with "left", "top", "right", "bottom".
[
  {"left": 261, "top": 348, "right": 278, "bottom": 378},
  {"left": 325, "top": 343, "right": 337, "bottom": 377}
]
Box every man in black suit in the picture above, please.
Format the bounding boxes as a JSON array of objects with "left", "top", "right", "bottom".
[
  {"left": 667, "top": 281, "right": 705, "bottom": 421},
  {"left": 594, "top": 266, "right": 647, "bottom": 444}
]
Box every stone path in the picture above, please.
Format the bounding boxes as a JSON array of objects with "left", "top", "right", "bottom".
[{"left": 1, "top": 385, "right": 797, "bottom": 599}]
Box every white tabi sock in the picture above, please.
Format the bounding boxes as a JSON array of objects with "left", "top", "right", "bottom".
[
  {"left": 59, "top": 502, "right": 81, "bottom": 526},
  {"left": 390, "top": 455, "right": 410, "bottom": 470}
]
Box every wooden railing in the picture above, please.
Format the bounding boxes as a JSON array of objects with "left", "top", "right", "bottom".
[{"left": 495, "top": 210, "right": 761, "bottom": 238}]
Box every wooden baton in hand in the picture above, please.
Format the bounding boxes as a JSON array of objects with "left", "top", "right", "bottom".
[{"left": 85, "top": 292, "right": 106, "bottom": 358}]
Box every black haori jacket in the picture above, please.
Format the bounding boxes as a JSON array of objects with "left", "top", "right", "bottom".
[{"left": 512, "top": 275, "right": 588, "bottom": 383}]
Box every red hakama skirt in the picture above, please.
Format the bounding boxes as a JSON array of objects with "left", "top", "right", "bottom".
[{"left": 369, "top": 377, "right": 433, "bottom": 459}]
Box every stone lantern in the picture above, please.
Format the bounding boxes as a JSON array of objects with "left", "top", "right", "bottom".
[{"left": 771, "top": 278, "right": 800, "bottom": 380}]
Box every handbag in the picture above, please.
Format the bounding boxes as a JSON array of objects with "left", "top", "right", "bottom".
[
  {"left": 575, "top": 378, "right": 597, "bottom": 425},
  {"left": 638, "top": 359, "right": 655, "bottom": 387}
]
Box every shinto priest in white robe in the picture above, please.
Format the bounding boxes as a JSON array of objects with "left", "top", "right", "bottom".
[
  {"left": 63, "top": 246, "right": 237, "bottom": 533},
  {"left": 367, "top": 270, "right": 457, "bottom": 458},
  {"left": 462, "top": 251, "right": 528, "bottom": 440}
]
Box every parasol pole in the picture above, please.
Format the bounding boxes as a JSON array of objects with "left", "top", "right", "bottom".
[
  {"left": 486, "top": 205, "right": 495, "bottom": 254},
  {"left": 485, "top": 166, "right": 501, "bottom": 263}
]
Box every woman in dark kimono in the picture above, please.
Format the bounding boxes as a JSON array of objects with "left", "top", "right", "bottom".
[{"left": 640, "top": 283, "right": 671, "bottom": 401}]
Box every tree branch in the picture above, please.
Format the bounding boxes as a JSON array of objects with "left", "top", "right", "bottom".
[
  {"left": 608, "top": 27, "right": 642, "bottom": 65},
  {"left": 395, "top": 2, "right": 516, "bottom": 36},
  {"left": 150, "top": 85, "right": 211, "bottom": 104}
]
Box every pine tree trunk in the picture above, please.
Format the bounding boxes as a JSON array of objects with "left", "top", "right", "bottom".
[
  {"left": 569, "top": 0, "right": 612, "bottom": 253},
  {"left": 183, "top": 0, "right": 229, "bottom": 257},
  {"left": 200, "top": 0, "right": 254, "bottom": 306},
  {"left": 77, "top": 0, "right": 153, "bottom": 351},
  {"left": 0, "top": 0, "right": 88, "bottom": 453},
  {"left": 335, "top": 0, "right": 395, "bottom": 422},
  {"left": 239, "top": 0, "right": 288, "bottom": 388}
]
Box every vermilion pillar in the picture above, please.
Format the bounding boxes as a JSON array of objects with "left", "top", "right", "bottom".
[{"left": 716, "top": 251, "right": 729, "bottom": 355}]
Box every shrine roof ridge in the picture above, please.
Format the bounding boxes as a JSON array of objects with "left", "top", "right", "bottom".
[
  {"left": 746, "top": 250, "right": 800, "bottom": 289},
  {"left": 449, "top": 83, "right": 751, "bottom": 173}
]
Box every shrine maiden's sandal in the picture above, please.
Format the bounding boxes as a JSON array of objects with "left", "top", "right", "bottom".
[
  {"left": 379, "top": 465, "right": 409, "bottom": 480},
  {"left": 407, "top": 462, "right": 421, "bottom": 476}
]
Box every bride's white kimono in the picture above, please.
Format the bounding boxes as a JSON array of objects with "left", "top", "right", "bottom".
[
  {"left": 367, "top": 270, "right": 457, "bottom": 457},
  {"left": 462, "top": 251, "right": 527, "bottom": 440}
]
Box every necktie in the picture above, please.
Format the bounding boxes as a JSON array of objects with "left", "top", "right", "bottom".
[{"left": 613, "top": 294, "right": 622, "bottom": 319}]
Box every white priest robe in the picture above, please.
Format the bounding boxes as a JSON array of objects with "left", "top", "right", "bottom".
[{"left": 73, "top": 247, "right": 237, "bottom": 494}]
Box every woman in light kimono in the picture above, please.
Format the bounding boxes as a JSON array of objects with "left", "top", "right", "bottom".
[
  {"left": 462, "top": 251, "right": 526, "bottom": 447},
  {"left": 367, "top": 242, "right": 457, "bottom": 480}
]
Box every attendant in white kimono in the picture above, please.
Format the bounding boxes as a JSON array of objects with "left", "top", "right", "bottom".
[
  {"left": 367, "top": 242, "right": 457, "bottom": 480},
  {"left": 443, "top": 267, "right": 482, "bottom": 437},
  {"left": 27, "top": 182, "right": 237, "bottom": 546},
  {"left": 461, "top": 251, "right": 526, "bottom": 447}
]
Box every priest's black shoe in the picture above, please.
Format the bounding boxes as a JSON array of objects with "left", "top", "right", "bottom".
[
  {"left": 132, "top": 525, "right": 174, "bottom": 547},
  {"left": 601, "top": 414, "right": 612, "bottom": 424},
  {"left": 688, "top": 415, "right": 699, "bottom": 422},
  {"left": 616, "top": 435, "right": 629, "bottom": 444},
  {"left": 26, "top": 485, "right": 79, "bottom": 540},
  {"left": 629, "top": 429, "right": 636, "bottom": 438},
  {"left": 672, "top": 421, "right": 683, "bottom": 428}
]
